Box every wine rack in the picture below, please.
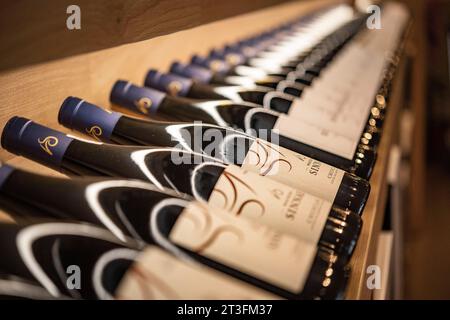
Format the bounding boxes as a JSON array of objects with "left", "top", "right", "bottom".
[{"left": 0, "top": 0, "right": 425, "bottom": 300}]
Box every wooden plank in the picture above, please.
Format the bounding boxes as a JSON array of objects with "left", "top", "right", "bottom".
[
  {"left": 0, "top": 0, "right": 338, "bottom": 161},
  {"left": 345, "top": 48, "right": 407, "bottom": 300},
  {"left": 0, "top": 0, "right": 307, "bottom": 71}
]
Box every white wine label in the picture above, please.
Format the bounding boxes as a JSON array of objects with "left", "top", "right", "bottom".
[
  {"left": 209, "top": 164, "right": 331, "bottom": 244},
  {"left": 286, "top": 47, "right": 382, "bottom": 144},
  {"left": 116, "top": 247, "right": 279, "bottom": 300},
  {"left": 169, "top": 202, "right": 317, "bottom": 293},
  {"left": 286, "top": 85, "right": 370, "bottom": 143},
  {"left": 241, "top": 139, "right": 344, "bottom": 202},
  {"left": 283, "top": 3, "right": 409, "bottom": 148},
  {"left": 274, "top": 114, "right": 359, "bottom": 160}
]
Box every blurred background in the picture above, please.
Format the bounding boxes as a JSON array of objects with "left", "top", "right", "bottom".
[{"left": 404, "top": 0, "right": 450, "bottom": 299}]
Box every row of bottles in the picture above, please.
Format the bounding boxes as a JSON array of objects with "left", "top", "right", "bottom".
[{"left": 0, "top": 2, "right": 409, "bottom": 300}]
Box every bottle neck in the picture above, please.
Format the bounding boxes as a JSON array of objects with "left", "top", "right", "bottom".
[
  {"left": 58, "top": 97, "right": 182, "bottom": 148},
  {"left": 253, "top": 76, "right": 283, "bottom": 89},
  {"left": 0, "top": 164, "right": 192, "bottom": 246},
  {"left": 60, "top": 139, "right": 146, "bottom": 178},
  {"left": 109, "top": 81, "right": 220, "bottom": 124},
  {"left": 278, "top": 81, "right": 305, "bottom": 97},
  {"left": 59, "top": 98, "right": 123, "bottom": 143},
  {"left": 1, "top": 117, "right": 75, "bottom": 171},
  {"left": 170, "top": 62, "right": 214, "bottom": 84},
  {"left": 57, "top": 97, "right": 259, "bottom": 166},
  {"left": 145, "top": 71, "right": 195, "bottom": 98},
  {"left": 107, "top": 119, "right": 256, "bottom": 168},
  {"left": 232, "top": 87, "right": 271, "bottom": 105},
  {"left": 156, "top": 96, "right": 228, "bottom": 125},
  {"left": 188, "top": 82, "right": 231, "bottom": 100},
  {"left": 0, "top": 167, "right": 90, "bottom": 221},
  {"left": 110, "top": 81, "right": 167, "bottom": 117},
  {"left": 63, "top": 142, "right": 226, "bottom": 200},
  {"left": 266, "top": 93, "right": 294, "bottom": 114},
  {"left": 108, "top": 81, "right": 253, "bottom": 129},
  {"left": 111, "top": 117, "right": 179, "bottom": 147}
]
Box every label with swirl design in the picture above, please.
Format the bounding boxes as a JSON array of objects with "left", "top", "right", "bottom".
[
  {"left": 208, "top": 165, "right": 332, "bottom": 245},
  {"left": 170, "top": 202, "right": 316, "bottom": 293},
  {"left": 273, "top": 114, "right": 359, "bottom": 160},
  {"left": 116, "top": 246, "right": 279, "bottom": 300},
  {"left": 241, "top": 139, "right": 344, "bottom": 202}
]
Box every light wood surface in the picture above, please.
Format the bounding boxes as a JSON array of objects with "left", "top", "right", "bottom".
[{"left": 0, "top": 0, "right": 295, "bottom": 71}]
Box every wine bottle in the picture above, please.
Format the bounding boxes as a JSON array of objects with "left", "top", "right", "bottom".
[
  {"left": 193, "top": 15, "right": 366, "bottom": 88},
  {"left": 59, "top": 96, "right": 370, "bottom": 215},
  {"left": 0, "top": 219, "right": 282, "bottom": 299},
  {"left": 0, "top": 162, "right": 190, "bottom": 246},
  {"left": 208, "top": 13, "right": 368, "bottom": 92},
  {"left": 170, "top": 61, "right": 284, "bottom": 89},
  {"left": 261, "top": 91, "right": 381, "bottom": 149},
  {"left": 144, "top": 68, "right": 380, "bottom": 150},
  {"left": 206, "top": 7, "right": 360, "bottom": 74},
  {"left": 2, "top": 117, "right": 361, "bottom": 260},
  {"left": 0, "top": 219, "right": 138, "bottom": 299},
  {"left": 273, "top": 9, "right": 407, "bottom": 152},
  {"left": 213, "top": 7, "right": 333, "bottom": 65},
  {"left": 109, "top": 81, "right": 377, "bottom": 179},
  {"left": 0, "top": 170, "right": 347, "bottom": 300},
  {"left": 144, "top": 69, "right": 272, "bottom": 105},
  {"left": 276, "top": 80, "right": 307, "bottom": 97},
  {"left": 191, "top": 54, "right": 294, "bottom": 79}
]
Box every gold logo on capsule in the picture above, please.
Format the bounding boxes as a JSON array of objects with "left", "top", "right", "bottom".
[
  {"left": 209, "top": 60, "right": 225, "bottom": 72},
  {"left": 38, "top": 136, "right": 59, "bottom": 156},
  {"left": 225, "top": 54, "right": 240, "bottom": 66},
  {"left": 134, "top": 97, "right": 152, "bottom": 114},
  {"left": 85, "top": 125, "right": 103, "bottom": 141},
  {"left": 167, "top": 81, "right": 182, "bottom": 96}
]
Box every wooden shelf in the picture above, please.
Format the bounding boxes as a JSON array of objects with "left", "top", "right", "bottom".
[
  {"left": 345, "top": 46, "right": 407, "bottom": 299},
  {"left": 0, "top": 0, "right": 422, "bottom": 300},
  {"left": 0, "top": 0, "right": 301, "bottom": 71}
]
